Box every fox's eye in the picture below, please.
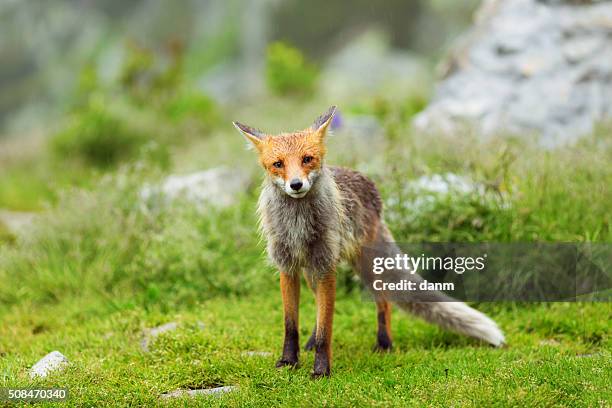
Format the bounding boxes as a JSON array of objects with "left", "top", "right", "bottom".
[
  {"left": 272, "top": 161, "right": 283, "bottom": 168},
  {"left": 302, "top": 155, "right": 313, "bottom": 164}
]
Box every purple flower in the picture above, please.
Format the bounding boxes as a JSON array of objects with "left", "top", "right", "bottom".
[{"left": 331, "top": 110, "right": 343, "bottom": 130}]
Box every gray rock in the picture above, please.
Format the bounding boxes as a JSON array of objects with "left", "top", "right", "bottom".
[
  {"left": 161, "top": 386, "right": 238, "bottom": 399},
  {"left": 385, "top": 173, "right": 482, "bottom": 217},
  {"left": 29, "top": 351, "right": 69, "bottom": 378},
  {"left": 140, "top": 167, "right": 250, "bottom": 211},
  {"left": 241, "top": 351, "right": 272, "bottom": 357},
  {"left": 140, "top": 322, "right": 179, "bottom": 352},
  {"left": 576, "top": 353, "right": 599, "bottom": 358},
  {"left": 414, "top": 0, "right": 612, "bottom": 147},
  {"left": 539, "top": 339, "right": 561, "bottom": 346},
  {"left": 385, "top": 173, "right": 510, "bottom": 225},
  {"left": 0, "top": 209, "right": 36, "bottom": 234},
  {"left": 409, "top": 173, "right": 484, "bottom": 196}
]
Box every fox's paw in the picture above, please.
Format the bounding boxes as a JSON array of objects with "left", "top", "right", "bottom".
[
  {"left": 311, "top": 356, "right": 331, "bottom": 379},
  {"left": 311, "top": 368, "right": 331, "bottom": 379},
  {"left": 275, "top": 358, "right": 298, "bottom": 369},
  {"left": 372, "top": 343, "right": 393, "bottom": 353}
]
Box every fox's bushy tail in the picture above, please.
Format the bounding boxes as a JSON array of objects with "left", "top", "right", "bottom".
[
  {"left": 396, "top": 298, "right": 505, "bottom": 347},
  {"left": 361, "top": 224, "right": 505, "bottom": 347}
]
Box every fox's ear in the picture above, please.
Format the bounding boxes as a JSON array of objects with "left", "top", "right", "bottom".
[
  {"left": 233, "top": 121, "right": 265, "bottom": 150},
  {"left": 311, "top": 105, "right": 337, "bottom": 138}
]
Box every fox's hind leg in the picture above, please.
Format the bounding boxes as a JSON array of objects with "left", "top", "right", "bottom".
[
  {"left": 374, "top": 299, "right": 393, "bottom": 351},
  {"left": 355, "top": 222, "right": 395, "bottom": 352},
  {"left": 304, "top": 325, "right": 317, "bottom": 351}
]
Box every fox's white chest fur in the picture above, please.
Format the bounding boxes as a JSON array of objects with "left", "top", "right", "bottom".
[{"left": 257, "top": 168, "right": 345, "bottom": 277}]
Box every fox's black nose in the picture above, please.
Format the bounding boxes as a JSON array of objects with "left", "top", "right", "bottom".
[{"left": 289, "top": 179, "right": 303, "bottom": 191}]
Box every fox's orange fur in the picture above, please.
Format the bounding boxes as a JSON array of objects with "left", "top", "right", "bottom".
[
  {"left": 258, "top": 131, "right": 326, "bottom": 181},
  {"left": 233, "top": 106, "right": 504, "bottom": 378}
]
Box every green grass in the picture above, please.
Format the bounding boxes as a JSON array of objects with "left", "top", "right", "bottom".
[
  {"left": 0, "top": 220, "right": 15, "bottom": 244},
  {"left": 0, "top": 154, "right": 100, "bottom": 211},
  {"left": 266, "top": 42, "right": 319, "bottom": 97},
  {"left": 0, "top": 108, "right": 611, "bottom": 406},
  {"left": 1, "top": 295, "right": 609, "bottom": 406}
]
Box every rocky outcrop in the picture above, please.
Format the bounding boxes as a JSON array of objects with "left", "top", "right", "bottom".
[
  {"left": 140, "top": 167, "right": 251, "bottom": 211},
  {"left": 414, "top": 0, "right": 612, "bottom": 146}
]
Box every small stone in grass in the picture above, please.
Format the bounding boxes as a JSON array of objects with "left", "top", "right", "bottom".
[
  {"left": 576, "top": 353, "right": 598, "bottom": 358},
  {"left": 161, "top": 386, "right": 238, "bottom": 399},
  {"left": 141, "top": 322, "right": 179, "bottom": 352},
  {"left": 148, "top": 322, "right": 178, "bottom": 337},
  {"left": 241, "top": 351, "right": 272, "bottom": 357},
  {"left": 30, "top": 351, "right": 69, "bottom": 378}
]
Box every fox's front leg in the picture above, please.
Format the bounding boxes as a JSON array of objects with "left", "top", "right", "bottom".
[
  {"left": 302, "top": 270, "right": 317, "bottom": 351},
  {"left": 312, "top": 272, "right": 336, "bottom": 378},
  {"left": 276, "top": 272, "right": 300, "bottom": 368}
]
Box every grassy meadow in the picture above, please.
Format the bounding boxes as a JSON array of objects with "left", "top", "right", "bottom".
[{"left": 0, "top": 43, "right": 610, "bottom": 406}]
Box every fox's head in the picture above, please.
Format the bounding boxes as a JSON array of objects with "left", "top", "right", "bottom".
[{"left": 233, "top": 106, "right": 336, "bottom": 199}]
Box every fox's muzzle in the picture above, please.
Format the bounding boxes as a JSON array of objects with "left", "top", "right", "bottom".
[
  {"left": 284, "top": 177, "right": 310, "bottom": 198},
  {"left": 278, "top": 170, "right": 320, "bottom": 199},
  {"left": 289, "top": 179, "right": 303, "bottom": 191}
]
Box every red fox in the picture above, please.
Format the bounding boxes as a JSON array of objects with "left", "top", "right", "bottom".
[{"left": 233, "top": 106, "right": 504, "bottom": 378}]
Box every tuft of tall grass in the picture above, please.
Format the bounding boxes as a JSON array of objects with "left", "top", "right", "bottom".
[
  {"left": 379, "top": 125, "right": 612, "bottom": 243},
  {"left": 0, "top": 166, "right": 268, "bottom": 311},
  {"left": 0, "top": 220, "right": 15, "bottom": 244},
  {"left": 266, "top": 42, "right": 319, "bottom": 97},
  {"left": 50, "top": 97, "right": 149, "bottom": 168},
  {"left": 1, "top": 121, "right": 610, "bottom": 314}
]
